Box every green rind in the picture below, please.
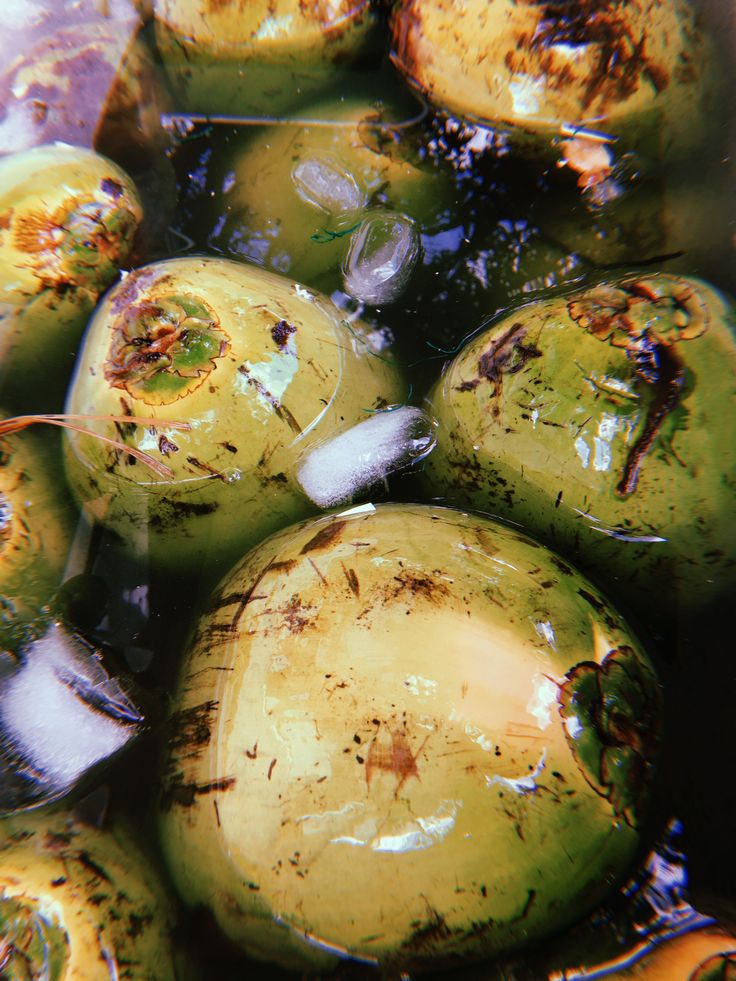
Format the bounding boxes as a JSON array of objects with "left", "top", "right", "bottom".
[
  {"left": 422, "top": 274, "right": 736, "bottom": 620},
  {"left": 159, "top": 503, "right": 660, "bottom": 972}
]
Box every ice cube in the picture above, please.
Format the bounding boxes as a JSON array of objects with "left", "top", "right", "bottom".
[
  {"left": 0, "top": 622, "right": 142, "bottom": 813},
  {"left": 343, "top": 212, "right": 420, "bottom": 305},
  {"left": 292, "top": 152, "right": 366, "bottom": 215},
  {"left": 297, "top": 406, "right": 436, "bottom": 508}
]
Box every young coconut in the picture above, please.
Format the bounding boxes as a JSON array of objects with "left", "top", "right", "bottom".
[
  {"left": 0, "top": 144, "right": 143, "bottom": 412},
  {"left": 62, "top": 257, "right": 405, "bottom": 585},
  {"left": 531, "top": 131, "right": 734, "bottom": 272},
  {"left": 421, "top": 273, "right": 736, "bottom": 622},
  {"left": 0, "top": 412, "right": 177, "bottom": 815},
  {"left": 389, "top": 0, "right": 721, "bottom": 165},
  {"left": 591, "top": 929, "right": 736, "bottom": 979},
  {"left": 200, "top": 94, "right": 452, "bottom": 292},
  {"left": 0, "top": 417, "right": 76, "bottom": 655},
  {"left": 159, "top": 502, "right": 662, "bottom": 973},
  {"left": 0, "top": 808, "right": 177, "bottom": 979},
  {"left": 153, "top": 0, "right": 379, "bottom": 117}
]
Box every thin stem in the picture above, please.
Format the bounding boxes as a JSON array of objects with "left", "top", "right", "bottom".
[{"left": 0, "top": 414, "right": 192, "bottom": 480}]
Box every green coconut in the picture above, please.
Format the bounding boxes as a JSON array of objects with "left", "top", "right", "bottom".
[
  {"left": 422, "top": 273, "right": 736, "bottom": 621},
  {"left": 203, "top": 94, "right": 452, "bottom": 291},
  {"left": 0, "top": 808, "right": 177, "bottom": 979},
  {"left": 0, "top": 144, "right": 143, "bottom": 412},
  {"left": 0, "top": 417, "right": 77, "bottom": 654},
  {"left": 154, "top": 0, "right": 380, "bottom": 117},
  {"left": 159, "top": 502, "right": 661, "bottom": 972},
  {"left": 389, "top": 0, "right": 721, "bottom": 163},
  {"left": 62, "top": 256, "right": 405, "bottom": 584}
]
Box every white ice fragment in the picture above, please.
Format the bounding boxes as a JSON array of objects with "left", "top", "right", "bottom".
[
  {"left": 0, "top": 622, "right": 142, "bottom": 810},
  {"left": 337, "top": 502, "right": 376, "bottom": 517},
  {"left": 292, "top": 153, "right": 365, "bottom": 214},
  {"left": 343, "top": 212, "right": 420, "bottom": 305},
  {"left": 297, "top": 406, "right": 436, "bottom": 508}
]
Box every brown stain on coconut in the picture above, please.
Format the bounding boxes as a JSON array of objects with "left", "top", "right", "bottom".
[
  {"left": 300, "top": 520, "right": 347, "bottom": 554},
  {"left": 567, "top": 277, "right": 705, "bottom": 496},
  {"left": 168, "top": 699, "right": 220, "bottom": 760},
  {"left": 365, "top": 725, "right": 423, "bottom": 793},
  {"left": 455, "top": 322, "right": 542, "bottom": 425},
  {"left": 271, "top": 319, "right": 297, "bottom": 349},
  {"left": 509, "top": 0, "right": 671, "bottom": 112}
]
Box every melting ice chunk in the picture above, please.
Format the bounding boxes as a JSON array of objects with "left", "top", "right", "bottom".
[
  {"left": 0, "top": 622, "right": 142, "bottom": 814},
  {"left": 297, "top": 406, "right": 436, "bottom": 508},
  {"left": 292, "top": 152, "right": 366, "bottom": 215},
  {"left": 343, "top": 212, "right": 420, "bottom": 305}
]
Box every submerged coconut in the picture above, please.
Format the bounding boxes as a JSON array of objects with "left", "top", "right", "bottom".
[
  {"left": 63, "top": 256, "right": 405, "bottom": 584},
  {"left": 203, "top": 94, "right": 452, "bottom": 291},
  {"left": 0, "top": 808, "right": 176, "bottom": 979},
  {"left": 159, "top": 502, "right": 661, "bottom": 972},
  {"left": 0, "top": 419, "right": 76, "bottom": 654},
  {"left": 0, "top": 144, "right": 143, "bottom": 411},
  {"left": 154, "top": 0, "right": 379, "bottom": 117},
  {"left": 390, "top": 0, "right": 721, "bottom": 163},
  {"left": 422, "top": 273, "right": 736, "bottom": 621}
]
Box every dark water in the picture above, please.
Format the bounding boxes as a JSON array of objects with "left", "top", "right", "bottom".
[{"left": 1, "top": 0, "right": 734, "bottom": 977}]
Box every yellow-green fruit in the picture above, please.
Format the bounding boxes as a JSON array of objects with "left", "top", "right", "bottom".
[
  {"left": 209, "top": 95, "right": 452, "bottom": 289},
  {"left": 390, "top": 0, "right": 719, "bottom": 161},
  {"left": 160, "top": 503, "right": 661, "bottom": 972},
  {"left": 63, "top": 257, "right": 404, "bottom": 583},
  {"left": 422, "top": 273, "right": 736, "bottom": 621},
  {"left": 0, "top": 143, "right": 143, "bottom": 411},
  {"left": 0, "top": 421, "right": 76, "bottom": 653},
  {"left": 0, "top": 809, "right": 176, "bottom": 979},
  {"left": 532, "top": 154, "right": 734, "bottom": 270},
  {"left": 597, "top": 928, "right": 736, "bottom": 979},
  {"left": 154, "top": 0, "right": 379, "bottom": 117}
]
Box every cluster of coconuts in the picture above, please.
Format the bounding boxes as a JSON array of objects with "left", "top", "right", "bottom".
[{"left": 0, "top": 0, "right": 734, "bottom": 978}]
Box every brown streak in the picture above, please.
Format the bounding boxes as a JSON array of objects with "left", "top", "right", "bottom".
[
  {"left": 341, "top": 561, "right": 360, "bottom": 597},
  {"left": 308, "top": 557, "right": 327, "bottom": 585},
  {"left": 616, "top": 343, "right": 685, "bottom": 497},
  {"left": 301, "top": 520, "right": 347, "bottom": 554},
  {"left": 185, "top": 456, "right": 228, "bottom": 481}
]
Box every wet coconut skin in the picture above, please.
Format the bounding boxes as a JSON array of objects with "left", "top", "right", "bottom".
[
  {"left": 422, "top": 274, "right": 736, "bottom": 621},
  {"left": 390, "top": 0, "right": 718, "bottom": 161},
  {"left": 0, "top": 145, "right": 143, "bottom": 412},
  {"left": 0, "top": 809, "right": 177, "bottom": 979},
  {"left": 0, "top": 4, "right": 732, "bottom": 963},
  {"left": 0, "top": 423, "right": 76, "bottom": 654},
  {"left": 160, "top": 504, "right": 662, "bottom": 972},
  {"left": 63, "top": 255, "right": 404, "bottom": 585},
  {"left": 154, "top": 0, "right": 380, "bottom": 116}
]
